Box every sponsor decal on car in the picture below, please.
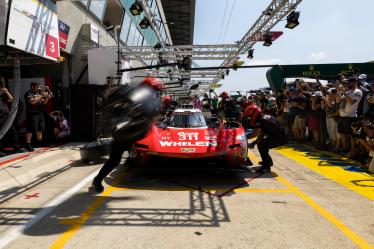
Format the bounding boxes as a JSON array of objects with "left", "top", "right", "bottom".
[
  {"left": 159, "top": 141, "right": 218, "bottom": 147},
  {"left": 177, "top": 132, "right": 199, "bottom": 141},
  {"left": 180, "top": 148, "right": 196, "bottom": 153}
]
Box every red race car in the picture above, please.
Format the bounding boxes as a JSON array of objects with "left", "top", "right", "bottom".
[{"left": 129, "top": 108, "right": 248, "bottom": 168}]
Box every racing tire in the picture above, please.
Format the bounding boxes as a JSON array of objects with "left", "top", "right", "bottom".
[{"left": 80, "top": 138, "right": 113, "bottom": 163}]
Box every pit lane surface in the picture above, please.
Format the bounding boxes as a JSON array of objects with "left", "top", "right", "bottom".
[{"left": 0, "top": 144, "right": 372, "bottom": 249}]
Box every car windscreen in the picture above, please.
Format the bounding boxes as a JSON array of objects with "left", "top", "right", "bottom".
[{"left": 169, "top": 112, "right": 207, "bottom": 128}]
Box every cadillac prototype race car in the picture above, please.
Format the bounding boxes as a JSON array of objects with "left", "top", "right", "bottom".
[{"left": 129, "top": 108, "right": 248, "bottom": 168}]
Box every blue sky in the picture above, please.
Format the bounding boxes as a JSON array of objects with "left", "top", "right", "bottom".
[{"left": 193, "top": 0, "right": 374, "bottom": 92}]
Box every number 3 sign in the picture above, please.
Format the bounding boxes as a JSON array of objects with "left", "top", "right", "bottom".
[{"left": 45, "top": 34, "right": 59, "bottom": 59}]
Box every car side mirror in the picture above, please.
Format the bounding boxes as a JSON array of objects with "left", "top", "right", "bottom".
[{"left": 160, "top": 119, "right": 168, "bottom": 130}]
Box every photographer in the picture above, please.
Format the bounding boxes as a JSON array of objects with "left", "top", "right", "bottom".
[
  {"left": 24, "top": 82, "right": 53, "bottom": 151},
  {"left": 348, "top": 120, "right": 373, "bottom": 163},
  {"left": 337, "top": 77, "right": 362, "bottom": 155},
  {"left": 49, "top": 110, "right": 70, "bottom": 141},
  {"left": 321, "top": 88, "right": 340, "bottom": 149},
  {"left": 357, "top": 74, "right": 370, "bottom": 116},
  {"left": 357, "top": 123, "right": 374, "bottom": 154},
  {"left": 264, "top": 97, "right": 277, "bottom": 116},
  {"left": 288, "top": 86, "right": 307, "bottom": 142},
  {"left": 361, "top": 123, "right": 374, "bottom": 173},
  {"left": 363, "top": 82, "right": 374, "bottom": 121}
]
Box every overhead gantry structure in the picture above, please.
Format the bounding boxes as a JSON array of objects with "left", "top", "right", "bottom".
[
  {"left": 120, "top": 44, "right": 238, "bottom": 61},
  {"left": 96, "top": 0, "right": 304, "bottom": 96},
  {"left": 211, "top": 0, "right": 303, "bottom": 83},
  {"left": 123, "top": 0, "right": 302, "bottom": 92}
]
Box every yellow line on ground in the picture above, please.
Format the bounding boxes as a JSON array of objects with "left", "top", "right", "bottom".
[
  {"left": 49, "top": 186, "right": 116, "bottom": 249},
  {"left": 276, "top": 175, "right": 373, "bottom": 249},
  {"left": 275, "top": 146, "right": 374, "bottom": 201},
  {"left": 248, "top": 150, "right": 373, "bottom": 249}
]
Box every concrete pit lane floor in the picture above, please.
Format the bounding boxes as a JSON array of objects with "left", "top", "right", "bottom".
[{"left": 0, "top": 143, "right": 372, "bottom": 249}]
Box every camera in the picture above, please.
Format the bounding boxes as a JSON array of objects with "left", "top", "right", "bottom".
[
  {"left": 330, "top": 88, "right": 337, "bottom": 94},
  {"left": 351, "top": 119, "right": 367, "bottom": 139}
]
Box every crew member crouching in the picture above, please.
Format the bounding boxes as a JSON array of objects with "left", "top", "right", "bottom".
[{"left": 242, "top": 104, "right": 288, "bottom": 173}]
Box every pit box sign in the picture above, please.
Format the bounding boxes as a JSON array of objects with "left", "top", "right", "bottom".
[
  {"left": 6, "top": 0, "right": 60, "bottom": 61},
  {"left": 58, "top": 20, "right": 70, "bottom": 49}
]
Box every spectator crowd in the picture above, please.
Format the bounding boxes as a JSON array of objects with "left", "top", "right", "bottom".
[
  {"left": 162, "top": 71, "right": 374, "bottom": 173},
  {"left": 273, "top": 73, "right": 374, "bottom": 171},
  {"left": 238, "top": 73, "right": 373, "bottom": 172}
]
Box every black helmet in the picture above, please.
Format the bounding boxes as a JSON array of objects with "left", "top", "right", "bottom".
[{"left": 102, "top": 79, "right": 162, "bottom": 144}]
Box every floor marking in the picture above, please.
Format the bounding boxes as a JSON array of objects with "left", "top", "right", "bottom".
[
  {"left": 275, "top": 146, "right": 374, "bottom": 201},
  {"left": 248, "top": 150, "right": 373, "bottom": 249},
  {"left": 49, "top": 187, "right": 115, "bottom": 249},
  {"left": 276, "top": 175, "right": 373, "bottom": 249},
  {"left": 49, "top": 177, "right": 124, "bottom": 249},
  {"left": 0, "top": 168, "right": 100, "bottom": 249},
  {"left": 25, "top": 193, "right": 39, "bottom": 199},
  {"left": 0, "top": 148, "right": 51, "bottom": 167}
]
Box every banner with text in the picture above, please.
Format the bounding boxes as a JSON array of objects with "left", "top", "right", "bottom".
[
  {"left": 58, "top": 20, "right": 70, "bottom": 49},
  {"left": 6, "top": 0, "right": 60, "bottom": 61}
]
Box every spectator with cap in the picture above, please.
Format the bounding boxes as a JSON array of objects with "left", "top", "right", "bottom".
[
  {"left": 357, "top": 74, "right": 370, "bottom": 116},
  {"left": 337, "top": 77, "right": 362, "bottom": 154},
  {"left": 359, "top": 74, "right": 369, "bottom": 88}
]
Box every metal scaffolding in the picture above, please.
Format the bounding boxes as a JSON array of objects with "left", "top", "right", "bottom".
[
  {"left": 127, "top": 0, "right": 302, "bottom": 87},
  {"left": 119, "top": 44, "right": 238, "bottom": 61},
  {"left": 87, "top": 0, "right": 303, "bottom": 92},
  {"left": 212, "top": 0, "right": 303, "bottom": 82}
]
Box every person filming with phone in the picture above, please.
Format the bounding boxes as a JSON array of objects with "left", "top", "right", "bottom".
[{"left": 24, "top": 82, "right": 53, "bottom": 151}]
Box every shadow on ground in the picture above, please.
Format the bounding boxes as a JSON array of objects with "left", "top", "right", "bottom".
[{"left": 0, "top": 162, "right": 274, "bottom": 236}]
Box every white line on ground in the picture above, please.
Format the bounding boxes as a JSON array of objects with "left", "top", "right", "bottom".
[{"left": 0, "top": 168, "right": 100, "bottom": 249}]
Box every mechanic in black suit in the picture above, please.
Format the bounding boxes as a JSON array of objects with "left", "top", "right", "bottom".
[{"left": 92, "top": 78, "right": 163, "bottom": 193}]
